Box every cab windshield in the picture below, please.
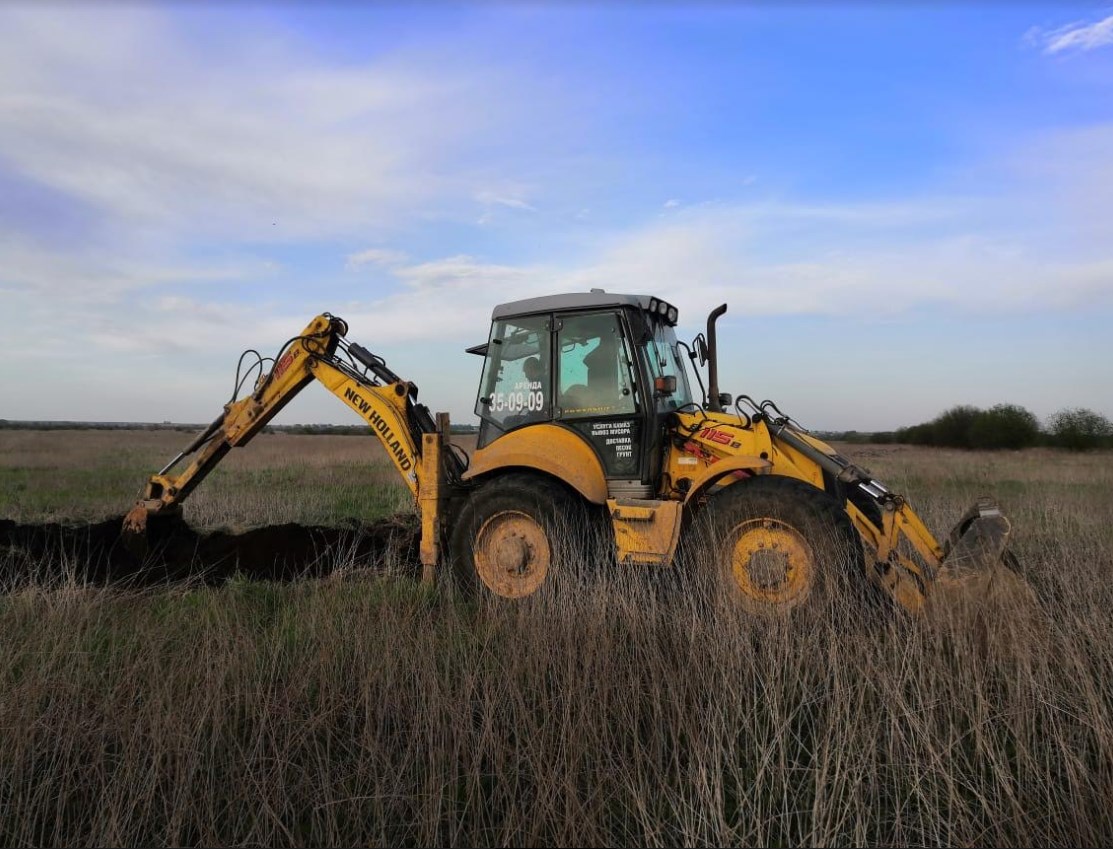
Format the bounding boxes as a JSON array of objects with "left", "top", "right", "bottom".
[{"left": 642, "top": 319, "right": 694, "bottom": 412}]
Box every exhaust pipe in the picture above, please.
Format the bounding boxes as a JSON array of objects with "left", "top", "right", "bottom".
[{"left": 706, "top": 304, "right": 728, "bottom": 412}]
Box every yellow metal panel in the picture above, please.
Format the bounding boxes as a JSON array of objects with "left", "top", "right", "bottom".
[
  {"left": 419, "top": 432, "right": 441, "bottom": 574},
  {"left": 681, "top": 455, "right": 772, "bottom": 502},
  {"left": 312, "top": 362, "right": 420, "bottom": 498},
  {"left": 768, "top": 443, "right": 825, "bottom": 488},
  {"left": 465, "top": 424, "right": 609, "bottom": 505},
  {"left": 607, "top": 498, "right": 683, "bottom": 565},
  {"left": 610, "top": 502, "right": 656, "bottom": 521},
  {"left": 664, "top": 411, "right": 777, "bottom": 498}
]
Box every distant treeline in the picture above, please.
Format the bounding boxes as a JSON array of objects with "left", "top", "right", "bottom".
[
  {"left": 826, "top": 405, "right": 1113, "bottom": 451},
  {"left": 0, "top": 420, "right": 481, "bottom": 436},
  {"left": 0, "top": 420, "right": 205, "bottom": 433},
  {"left": 5, "top": 411, "right": 1108, "bottom": 450},
  {"left": 272, "top": 423, "right": 479, "bottom": 436}
]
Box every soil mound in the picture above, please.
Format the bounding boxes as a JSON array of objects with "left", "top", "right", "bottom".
[{"left": 0, "top": 514, "right": 420, "bottom": 586}]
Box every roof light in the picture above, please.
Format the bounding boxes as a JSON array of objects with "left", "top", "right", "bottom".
[{"left": 667, "top": 306, "right": 678, "bottom": 324}]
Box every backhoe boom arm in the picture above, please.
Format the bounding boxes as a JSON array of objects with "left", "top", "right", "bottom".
[{"left": 123, "top": 314, "right": 445, "bottom": 538}]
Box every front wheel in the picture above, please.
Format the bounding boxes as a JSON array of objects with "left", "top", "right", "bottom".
[
  {"left": 448, "top": 472, "right": 589, "bottom": 599},
  {"left": 688, "top": 475, "right": 872, "bottom": 615}
]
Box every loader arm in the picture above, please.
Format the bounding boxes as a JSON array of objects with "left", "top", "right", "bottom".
[
  {"left": 670, "top": 409, "right": 1012, "bottom": 613},
  {"left": 767, "top": 420, "right": 1012, "bottom": 612},
  {"left": 123, "top": 314, "right": 458, "bottom": 556}
]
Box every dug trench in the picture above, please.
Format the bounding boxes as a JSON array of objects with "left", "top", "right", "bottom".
[{"left": 0, "top": 514, "right": 421, "bottom": 587}]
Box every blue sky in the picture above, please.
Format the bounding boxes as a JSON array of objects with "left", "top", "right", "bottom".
[{"left": 1, "top": 3, "right": 1111, "bottom": 430}]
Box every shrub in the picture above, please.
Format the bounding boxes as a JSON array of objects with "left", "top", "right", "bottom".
[
  {"left": 894, "top": 422, "right": 936, "bottom": 446},
  {"left": 931, "top": 404, "right": 981, "bottom": 448},
  {"left": 1047, "top": 407, "right": 1113, "bottom": 451},
  {"left": 968, "top": 403, "right": 1041, "bottom": 450},
  {"left": 894, "top": 403, "right": 1042, "bottom": 450}
]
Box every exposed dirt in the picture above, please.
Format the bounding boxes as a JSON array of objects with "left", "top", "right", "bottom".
[{"left": 0, "top": 514, "right": 420, "bottom": 587}]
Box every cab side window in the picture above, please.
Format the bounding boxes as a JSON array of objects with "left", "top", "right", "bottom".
[
  {"left": 557, "top": 312, "right": 637, "bottom": 419},
  {"left": 475, "top": 315, "right": 551, "bottom": 434}
]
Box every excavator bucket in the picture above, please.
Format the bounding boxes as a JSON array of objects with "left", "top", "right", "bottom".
[
  {"left": 120, "top": 504, "right": 185, "bottom": 563},
  {"left": 120, "top": 504, "right": 151, "bottom": 560},
  {"left": 928, "top": 497, "right": 1036, "bottom": 616}
]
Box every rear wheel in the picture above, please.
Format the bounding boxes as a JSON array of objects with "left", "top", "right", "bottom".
[
  {"left": 689, "top": 475, "right": 872, "bottom": 615},
  {"left": 449, "top": 472, "right": 588, "bottom": 599}
]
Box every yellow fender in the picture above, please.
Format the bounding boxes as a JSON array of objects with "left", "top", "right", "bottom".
[
  {"left": 464, "top": 424, "right": 609, "bottom": 505},
  {"left": 683, "top": 455, "right": 772, "bottom": 503}
]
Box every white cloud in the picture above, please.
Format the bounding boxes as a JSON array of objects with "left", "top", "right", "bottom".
[
  {"left": 346, "top": 248, "right": 409, "bottom": 270},
  {"left": 574, "top": 196, "right": 1113, "bottom": 321},
  {"left": 323, "top": 162, "right": 1113, "bottom": 349},
  {"left": 4, "top": 186, "right": 1110, "bottom": 421},
  {"left": 1029, "top": 14, "right": 1113, "bottom": 54},
  {"left": 1, "top": 7, "right": 1111, "bottom": 424},
  {"left": 475, "top": 189, "right": 537, "bottom": 213},
  {"left": 254, "top": 192, "right": 1113, "bottom": 360},
  {"left": 0, "top": 8, "right": 514, "bottom": 246},
  {"left": 0, "top": 234, "right": 273, "bottom": 301},
  {"left": 8, "top": 149, "right": 1111, "bottom": 364},
  {"left": 356, "top": 255, "right": 560, "bottom": 340}
]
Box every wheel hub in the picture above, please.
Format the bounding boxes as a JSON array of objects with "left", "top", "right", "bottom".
[
  {"left": 473, "top": 510, "right": 551, "bottom": 598},
  {"left": 494, "top": 535, "right": 531, "bottom": 573},
  {"left": 729, "top": 518, "right": 814, "bottom": 608}
]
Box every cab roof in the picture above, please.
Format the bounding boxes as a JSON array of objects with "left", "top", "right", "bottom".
[
  {"left": 469, "top": 290, "right": 678, "bottom": 357},
  {"left": 491, "top": 291, "right": 654, "bottom": 321}
]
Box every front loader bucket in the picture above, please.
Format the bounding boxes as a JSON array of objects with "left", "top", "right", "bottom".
[
  {"left": 939, "top": 498, "right": 1011, "bottom": 587},
  {"left": 927, "top": 497, "right": 1037, "bottom": 617}
]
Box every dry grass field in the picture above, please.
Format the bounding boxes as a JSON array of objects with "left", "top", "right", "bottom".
[
  {"left": 1, "top": 429, "right": 1112, "bottom": 846},
  {"left": 0, "top": 430, "right": 413, "bottom": 530}
]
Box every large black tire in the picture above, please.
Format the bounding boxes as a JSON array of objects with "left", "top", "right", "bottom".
[
  {"left": 686, "top": 475, "right": 875, "bottom": 615},
  {"left": 448, "top": 472, "right": 591, "bottom": 599}
]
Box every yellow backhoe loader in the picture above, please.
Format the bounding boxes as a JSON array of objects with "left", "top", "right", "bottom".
[{"left": 124, "top": 291, "right": 1020, "bottom": 614}]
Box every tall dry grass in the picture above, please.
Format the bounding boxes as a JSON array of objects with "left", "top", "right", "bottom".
[{"left": 1, "top": 435, "right": 1112, "bottom": 846}]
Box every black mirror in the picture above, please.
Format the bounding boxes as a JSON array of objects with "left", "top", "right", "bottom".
[
  {"left": 693, "top": 334, "right": 708, "bottom": 366},
  {"left": 717, "top": 392, "right": 732, "bottom": 408}
]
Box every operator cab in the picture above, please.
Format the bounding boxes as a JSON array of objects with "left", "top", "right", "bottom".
[{"left": 470, "top": 291, "right": 693, "bottom": 498}]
